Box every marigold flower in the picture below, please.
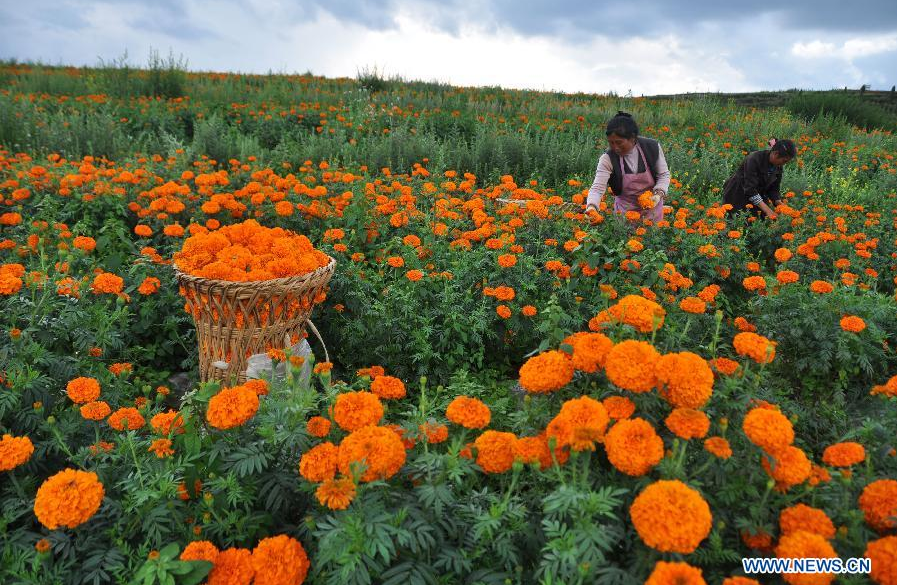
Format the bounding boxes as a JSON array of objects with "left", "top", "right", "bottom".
[
  {"left": 306, "top": 416, "right": 332, "bottom": 438},
  {"left": 743, "top": 407, "right": 794, "bottom": 453},
  {"left": 822, "top": 442, "right": 865, "bottom": 467},
  {"left": 72, "top": 236, "right": 96, "bottom": 252},
  {"left": 299, "top": 442, "right": 339, "bottom": 483},
  {"left": 149, "top": 410, "right": 185, "bottom": 436},
  {"left": 741, "top": 528, "right": 774, "bottom": 552},
  {"left": 78, "top": 401, "right": 110, "bottom": 421},
  {"left": 446, "top": 396, "right": 491, "bottom": 429},
  {"left": 521, "top": 305, "right": 537, "bottom": 317},
  {"left": 545, "top": 396, "right": 609, "bottom": 452},
  {"left": 743, "top": 276, "right": 767, "bottom": 291},
  {"left": 338, "top": 426, "right": 406, "bottom": 482},
  {"left": 419, "top": 422, "right": 449, "bottom": 444},
  {"left": 251, "top": 534, "right": 310, "bottom": 585},
  {"left": 604, "top": 417, "right": 664, "bottom": 476},
  {"left": 181, "top": 540, "right": 219, "bottom": 563},
  {"left": 333, "top": 391, "right": 383, "bottom": 431},
  {"left": 108, "top": 407, "right": 146, "bottom": 431},
  {"left": 207, "top": 548, "right": 255, "bottom": 585},
  {"left": 871, "top": 375, "right": 897, "bottom": 397},
  {"left": 655, "top": 352, "right": 714, "bottom": 408},
  {"left": 665, "top": 408, "right": 710, "bottom": 439},
  {"left": 712, "top": 357, "right": 740, "bottom": 376},
  {"left": 810, "top": 280, "right": 834, "bottom": 294},
  {"left": 148, "top": 438, "right": 175, "bottom": 458},
  {"left": 315, "top": 477, "right": 356, "bottom": 510},
  {"left": 703, "top": 436, "right": 732, "bottom": 459},
  {"left": 518, "top": 350, "right": 574, "bottom": 393},
  {"left": 137, "top": 277, "right": 161, "bottom": 295},
  {"left": 602, "top": 396, "right": 635, "bottom": 420},
  {"left": 514, "top": 435, "right": 553, "bottom": 469},
  {"left": 777, "top": 270, "right": 800, "bottom": 284},
  {"left": 645, "top": 561, "right": 706, "bottom": 585},
  {"left": 775, "top": 248, "right": 793, "bottom": 262},
  {"left": 859, "top": 479, "right": 897, "bottom": 533},
  {"left": 206, "top": 385, "right": 260, "bottom": 430},
  {"left": 762, "top": 445, "right": 811, "bottom": 490},
  {"left": 630, "top": 480, "right": 712, "bottom": 553},
  {"left": 590, "top": 295, "right": 665, "bottom": 333},
  {"left": 562, "top": 332, "right": 613, "bottom": 373},
  {"left": 839, "top": 316, "right": 866, "bottom": 333},
  {"left": 0, "top": 434, "right": 34, "bottom": 471},
  {"left": 370, "top": 375, "right": 406, "bottom": 400},
  {"left": 497, "top": 254, "right": 517, "bottom": 268},
  {"left": 35, "top": 538, "right": 51, "bottom": 554},
  {"left": 865, "top": 535, "right": 897, "bottom": 585},
  {"left": 33, "top": 469, "right": 104, "bottom": 529},
  {"left": 91, "top": 272, "right": 124, "bottom": 295},
  {"left": 604, "top": 340, "right": 660, "bottom": 393},
  {"left": 66, "top": 377, "right": 101, "bottom": 404},
  {"left": 679, "top": 296, "right": 706, "bottom": 314},
  {"left": 733, "top": 332, "right": 777, "bottom": 364},
  {"left": 405, "top": 269, "right": 424, "bottom": 282},
  {"left": 780, "top": 504, "right": 835, "bottom": 540},
  {"left": 775, "top": 531, "right": 837, "bottom": 585},
  {"left": 474, "top": 430, "right": 517, "bottom": 473}
]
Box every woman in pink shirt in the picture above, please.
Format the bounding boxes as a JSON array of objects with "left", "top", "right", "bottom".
[{"left": 585, "top": 112, "right": 671, "bottom": 224}]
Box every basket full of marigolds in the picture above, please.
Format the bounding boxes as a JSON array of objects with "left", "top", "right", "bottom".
[{"left": 172, "top": 220, "right": 335, "bottom": 384}]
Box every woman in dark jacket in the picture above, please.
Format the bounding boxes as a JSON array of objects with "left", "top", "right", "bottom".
[{"left": 723, "top": 139, "right": 797, "bottom": 219}]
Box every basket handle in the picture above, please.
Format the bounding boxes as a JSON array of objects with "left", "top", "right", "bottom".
[{"left": 305, "top": 319, "right": 330, "bottom": 364}]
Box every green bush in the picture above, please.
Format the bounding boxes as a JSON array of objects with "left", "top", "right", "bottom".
[{"left": 786, "top": 91, "right": 897, "bottom": 131}]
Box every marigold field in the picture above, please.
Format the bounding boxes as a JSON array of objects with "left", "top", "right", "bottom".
[{"left": 2, "top": 63, "right": 897, "bottom": 585}]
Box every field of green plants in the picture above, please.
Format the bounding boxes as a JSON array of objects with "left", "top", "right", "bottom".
[{"left": 1, "top": 61, "right": 897, "bottom": 585}]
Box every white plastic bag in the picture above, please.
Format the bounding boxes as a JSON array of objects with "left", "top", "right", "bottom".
[{"left": 245, "top": 339, "right": 312, "bottom": 386}]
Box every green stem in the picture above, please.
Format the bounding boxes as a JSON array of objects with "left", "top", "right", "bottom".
[
  {"left": 125, "top": 432, "right": 145, "bottom": 486},
  {"left": 579, "top": 449, "right": 592, "bottom": 490},
  {"left": 8, "top": 471, "right": 27, "bottom": 502},
  {"left": 50, "top": 425, "right": 76, "bottom": 460}
]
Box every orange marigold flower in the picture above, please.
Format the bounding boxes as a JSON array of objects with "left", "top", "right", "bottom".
[
  {"left": 419, "top": 422, "right": 449, "bottom": 444},
  {"left": 777, "top": 270, "right": 800, "bottom": 284},
  {"left": 405, "top": 269, "right": 424, "bottom": 282},
  {"left": 839, "top": 316, "right": 866, "bottom": 333},
  {"left": 299, "top": 442, "right": 339, "bottom": 483},
  {"left": 703, "top": 436, "right": 732, "bottom": 459},
  {"left": 446, "top": 396, "right": 491, "bottom": 429},
  {"left": 665, "top": 408, "right": 710, "bottom": 439},
  {"left": 859, "top": 479, "right": 897, "bottom": 533},
  {"left": 775, "top": 531, "right": 837, "bottom": 585},
  {"left": 723, "top": 577, "right": 761, "bottom": 585},
  {"left": 386, "top": 256, "right": 405, "bottom": 268},
  {"left": 251, "top": 534, "right": 310, "bottom": 585},
  {"left": 545, "top": 396, "right": 609, "bottom": 452},
  {"left": 645, "top": 561, "right": 706, "bottom": 585},
  {"left": 604, "top": 340, "right": 660, "bottom": 393},
  {"left": 91, "top": 272, "right": 124, "bottom": 295},
  {"left": 809, "top": 463, "right": 832, "bottom": 487},
  {"left": 604, "top": 417, "right": 664, "bottom": 476},
  {"left": 810, "top": 280, "right": 834, "bottom": 294},
  {"left": 474, "top": 430, "right": 517, "bottom": 474},
  {"left": 108, "top": 362, "right": 132, "bottom": 376},
  {"left": 181, "top": 540, "right": 219, "bottom": 563},
  {"left": 743, "top": 275, "right": 767, "bottom": 291},
  {"left": 306, "top": 416, "right": 332, "bottom": 438},
  {"left": 514, "top": 435, "right": 553, "bottom": 469},
  {"left": 497, "top": 254, "right": 517, "bottom": 268},
  {"left": 865, "top": 536, "right": 897, "bottom": 585},
  {"left": 733, "top": 332, "right": 777, "bottom": 364},
  {"left": 34, "top": 538, "right": 51, "bottom": 554},
  {"left": 150, "top": 410, "right": 185, "bottom": 436},
  {"left": 602, "top": 396, "right": 636, "bottom": 420},
  {"left": 655, "top": 352, "right": 714, "bottom": 408},
  {"left": 338, "top": 426, "right": 406, "bottom": 483},
  {"left": 822, "top": 442, "right": 865, "bottom": 467},
  {"left": 743, "top": 407, "right": 794, "bottom": 453},
  {"left": 741, "top": 528, "right": 774, "bottom": 552},
  {"left": 762, "top": 445, "right": 811, "bottom": 490},
  {"left": 562, "top": 332, "right": 613, "bottom": 373},
  {"left": 734, "top": 316, "right": 756, "bottom": 332},
  {"left": 137, "top": 277, "right": 161, "bottom": 295},
  {"left": 590, "top": 294, "right": 665, "bottom": 333},
  {"left": 775, "top": 248, "right": 793, "bottom": 262},
  {"left": 519, "top": 350, "right": 574, "bottom": 393},
  {"left": 72, "top": 236, "right": 97, "bottom": 252},
  {"left": 0, "top": 434, "right": 34, "bottom": 471},
  {"left": 148, "top": 438, "right": 175, "bottom": 458},
  {"left": 315, "top": 476, "right": 357, "bottom": 510},
  {"left": 80, "top": 401, "right": 111, "bottom": 421},
  {"left": 630, "top": 479, "right": 713, "bottom": 553},
  {"left": 521, "top": 305, "right": 537, "bottom": 317},
  {"left": 66, "top": 377, "right": 101, "bottom": 404},
  {"left": 370, "top": 375, "right": 406, "bottom": 400},
  {"left": 780, "top": 504, "right": 836, "bottom": 540},
  {"left": 206, "top": 385, "right": 260, "bottom": 430},
  {"left": 332, "top": 391, "right": 383, "bottom": 431},
  {"left": 207, "top": 548, "right": 255, "bottom": 585},
  {"left": 107, "top": 407, "right": 145, "bottom": 431},
  {"left": 871, "top": 374, "right": 897, "bottom": 397},
  {"left": 496, "top": 304, "right": 512, "bottom": 319},
  {"left": 33, "top": 468, "right": 104, "bottom": 529},
  {"left": 134, "top": 224, "right": 153, "bottom": 237},
  {"left": 712, "top": 357, "right": 740, "bottom": 376},
  {"left": 679, "top": 296, "right": 706, "bottom": 314}
]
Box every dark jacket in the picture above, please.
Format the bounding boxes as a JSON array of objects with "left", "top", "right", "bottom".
[
  {"left": 607, "top": 137, "right": 660, "bottom": 197},
  {"left": 722, "top": 149, "right": 782, "bottom": 215}
]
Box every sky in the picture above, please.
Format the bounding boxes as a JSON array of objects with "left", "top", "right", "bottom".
[{"left": 1, "top": 0, "right": 896, "bottom": 95}]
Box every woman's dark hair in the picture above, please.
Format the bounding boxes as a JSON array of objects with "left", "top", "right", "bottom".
[
  {"left": 770, "top": 138, "right": 797, "bottom": 158},
  {"left": 605, "top": 111, "right": 639, "bottom": 139}
]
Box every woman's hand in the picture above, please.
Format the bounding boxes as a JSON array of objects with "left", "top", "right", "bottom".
[{"left": 651, "top": 189, "right": 665, "bottom": 207}]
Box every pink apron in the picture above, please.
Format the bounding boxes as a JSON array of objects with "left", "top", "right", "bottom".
[{"left": 612, "top": 143, "right": 663, "bottom": 223}]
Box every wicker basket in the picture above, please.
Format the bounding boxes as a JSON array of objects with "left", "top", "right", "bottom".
[
  {"left": 174, "top": 257, "right": 336, "bottom": 385},
  {"left": 496, "top": 197, "right": 583, "bottom": 214}
]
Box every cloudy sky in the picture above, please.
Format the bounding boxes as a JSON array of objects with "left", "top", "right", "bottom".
[{"left": 1, "top": 0, "right": 896, "bottom": 95}]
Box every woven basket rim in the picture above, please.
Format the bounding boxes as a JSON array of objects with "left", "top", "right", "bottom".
[{"left": 173, "top": 255, "right": 336, "bottom": 288}]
